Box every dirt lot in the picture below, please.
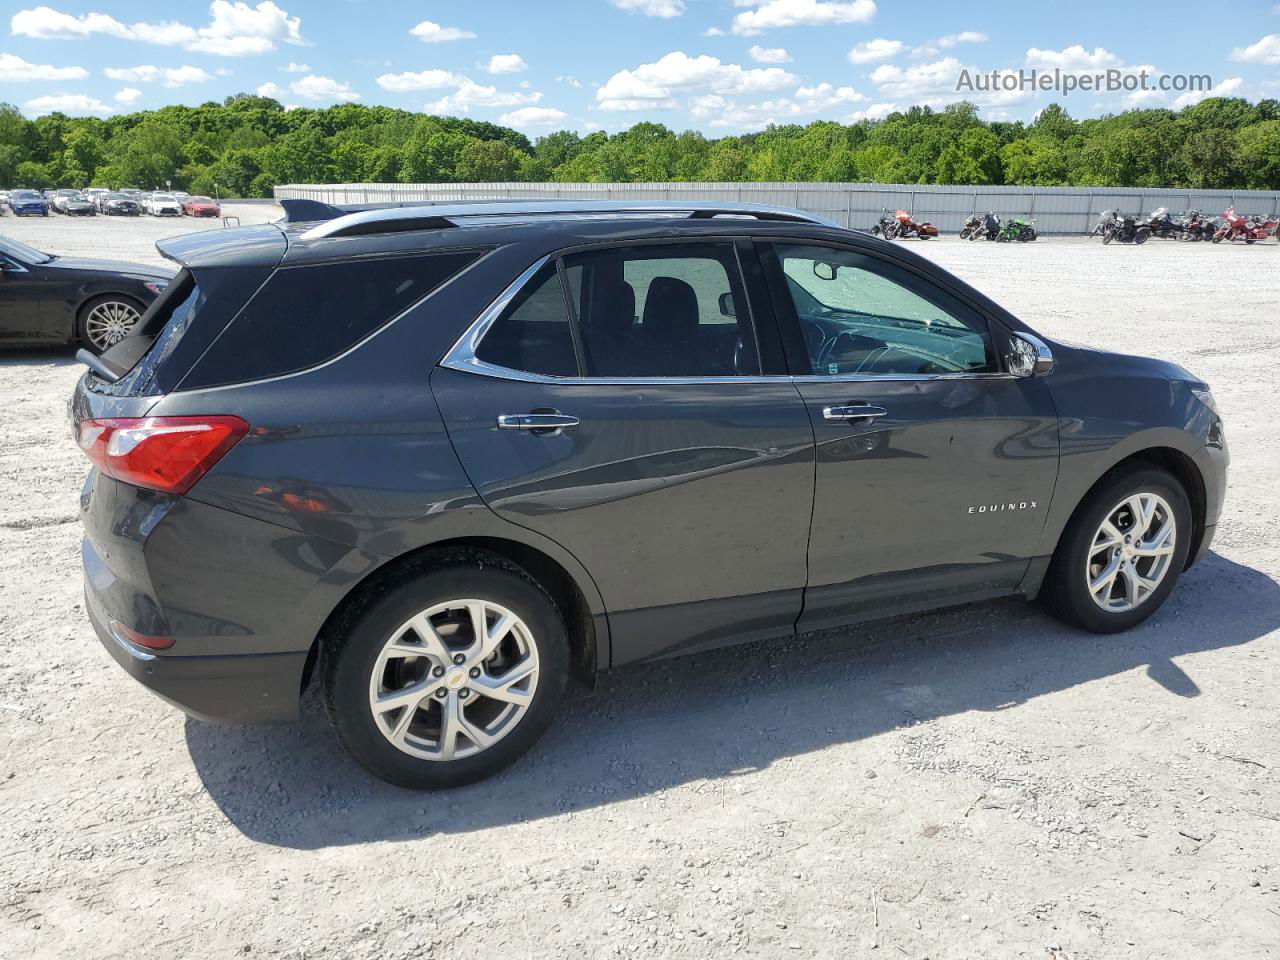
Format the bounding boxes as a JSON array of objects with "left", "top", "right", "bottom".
[{"left": 0, "top": 212, "right": 1277, "bottom": 960}]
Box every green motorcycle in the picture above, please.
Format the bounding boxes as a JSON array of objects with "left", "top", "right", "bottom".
[{"left": 997, "top": 217, "right": 1038, "bottom": 242}]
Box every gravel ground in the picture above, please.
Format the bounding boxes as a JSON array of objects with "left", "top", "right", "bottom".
[{"left": 0, "top": 213, "right": 1277, "bottom": 960}]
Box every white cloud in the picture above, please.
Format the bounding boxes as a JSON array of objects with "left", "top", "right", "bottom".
[
  {"left": 1230, "top": 34, "right": 1280, "bottom": 65},
  {"left": 703, "top": 26, "right": 725, "bottom": 36},
  {"left": 113, "top": 86, "right": 142, "bottom": 102},
  {"left": 849, "top": 101, "right": 897, "bottom": 121},
  {"left": 1173, "top": 76, "right": 1243, "bottom": 109},
  {"left": 610, "top": 0, "right": 685, "bottom": 16},
  {"left": 281, "top": 60, "right": 309, "bottom": 72},
  {"left": 11, "top": 1, "right": 304, "bottom": 56},
  {"left": 376, "top": 69, "right": 462, "bottom": 92},
  {"left": 871, "top": 56, "right": 1030, "bottom": 108},
  {"left": 425, "top": 79, "right": 541, "bottom": 113},
  {"left": 555, "top": 74, "right": 582, "bottom": 87},
  {"left": 692, "top": 81, "right": 865, "bottom": 128},
  {"left": 748, "top": 45, "right": 791, "bottom": 63},
  {"left": 499, "top": 105, "right": 568, "bottom": 127},
  {"left": 596, "top": 51, "right": 797, "bottom": 110},
  {"left": 256, "top": 80, "right": 284, "bottom": 97},
  {"left": 847, "top": 38, "right": 902, "bottom": 63},
  {"left": 0, "top": 51, "right": 87, "bottom": 81},
  {"left": 483, "top": 53, "right": 527, "bottom": 74},
  {"left": 937, "top": 31, "right": 987, "bottom": 48},
  {"left": 409, "top": 20, "right": 475, "bottom": 43},
  {"left": 104, "top": 64, "right": 213, "bottom": 87},
  {"left": 23, "top": 92, "right": 113, "bottom": 115},
  {"left": 289, "top": 74, "right": 359, "bottom": 102},
  {"left": 730, "top": 0, "right": 876, "bottom": 36},
  {"left": 1024, "top": 45, "right": 1120, "bottom": 70}
]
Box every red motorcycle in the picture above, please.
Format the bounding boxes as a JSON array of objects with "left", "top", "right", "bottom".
[
  {"left": 1212, "top": 206, "right": 1276, "bottom": 244},
  {"left": 891, "top": 209, "right": 938, "bottom": 240}
]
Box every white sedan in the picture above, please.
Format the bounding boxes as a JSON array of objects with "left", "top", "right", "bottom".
[{"left": 146, "top": 193, "right": 183, "bottom": 217}]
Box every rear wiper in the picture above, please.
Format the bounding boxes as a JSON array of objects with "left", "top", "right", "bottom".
[{"left": 76, "top": 348, "right": 123, "bottom": 384}]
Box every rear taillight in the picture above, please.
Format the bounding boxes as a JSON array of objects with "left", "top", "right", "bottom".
[{"left": 75, "top": 416, "right": 248, "bottom": 495}]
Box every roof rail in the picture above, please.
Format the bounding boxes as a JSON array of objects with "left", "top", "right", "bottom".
[{"left": 288, "top": 198, "right": 840, "bottom": 240}]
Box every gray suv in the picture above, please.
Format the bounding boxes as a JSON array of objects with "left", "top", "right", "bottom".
[{"left": 73, "top": 200, "right": 1227, "bottom": 788}]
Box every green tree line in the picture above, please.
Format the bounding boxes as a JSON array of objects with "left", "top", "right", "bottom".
[{"left": 3, "top": 94, "right": 1280, "bottom": 195}]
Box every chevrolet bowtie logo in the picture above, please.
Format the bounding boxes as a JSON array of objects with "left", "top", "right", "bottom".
[{"left": 968, "top": 501, "right": 1038, "bottom": 514}]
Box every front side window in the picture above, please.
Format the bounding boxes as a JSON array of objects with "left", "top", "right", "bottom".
[
  {"left": 562, "top": 243, "right": 758, "bottom": 378},
  {"left": 773, "top": 243, "right": 995, "bottom": 377}
]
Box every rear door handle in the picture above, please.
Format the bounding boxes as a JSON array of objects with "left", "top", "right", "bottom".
[
  {"left": 823, "top": 404, "right": 888, "bottom": 422},
  {"left": 497, "top": 413, "right": 580, "bottom": 431}
]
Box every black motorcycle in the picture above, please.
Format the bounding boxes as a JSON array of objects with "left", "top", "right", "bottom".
[
  {"left": 870, "top": 208, "right": 898, "bottom": 239},
  {"left": 1093, "top": 210, "right": 1150, "bottom": 245},
  {"left": 1141, "top": 207, "right": 1180, "bottom": 240}
]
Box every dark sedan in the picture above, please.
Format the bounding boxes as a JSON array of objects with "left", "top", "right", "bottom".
[
  {"left": 102, "top": 193, "right": 142, "bottom": 216},
  {"left": 0, "top": 235, "right": 170, "bottom": 354},
  {"left": 63, "top": 195, "right": 97, "bottom": 216},
  {"left": 8, "top": 190, "right": 49, "bottom": 217}
]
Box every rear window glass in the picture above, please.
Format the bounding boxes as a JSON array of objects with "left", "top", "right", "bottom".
[{"left": 181, "top": 250, "right": 481, "bottom": 389}]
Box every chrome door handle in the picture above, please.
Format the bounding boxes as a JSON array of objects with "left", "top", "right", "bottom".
[
  {"left": 823, "top": 404, "right": 888, "bottom": 421},
  {"left": 497, "top": 413, "right": 580, "bottom": 431}
]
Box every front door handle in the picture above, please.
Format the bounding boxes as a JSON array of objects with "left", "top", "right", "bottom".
[
  {"left": 823, "top": 404, "right": 888, "bottom": 422},
  {"left": 497, "top": 413, "right": 580, "bottom": 432}
]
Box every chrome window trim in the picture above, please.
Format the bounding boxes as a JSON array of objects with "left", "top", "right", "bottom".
[{"left": 440, "top": 253, "right": 1019, "bottom": 388}]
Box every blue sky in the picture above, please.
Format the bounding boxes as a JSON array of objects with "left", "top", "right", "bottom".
[{"left": 4, "top": 0, "right": 1280, "bottom": 134}]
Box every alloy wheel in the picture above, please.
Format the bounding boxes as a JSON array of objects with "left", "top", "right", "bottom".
[
  {"left": 1085, "top": 492, "right": 1177, "bottom": 613},
  {"left": 367, "top": 599, "right": 540, "bottom": 761},
  {"left": 84, "top": 300, "right": 142, "bottom": 351}
]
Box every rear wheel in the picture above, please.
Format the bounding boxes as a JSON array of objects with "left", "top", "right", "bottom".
[
  {"left": 1135, "top": 227, "right": 1151, "bottom": 245},
  {"left": 323, "top": 552, "right": 570, "bottom": 789},
  {"left": 1041, "top": 467, "right": 1192, "bottom": 633},
  {"left": 77, "top": 294, "right": 144, "bottom": 355}
]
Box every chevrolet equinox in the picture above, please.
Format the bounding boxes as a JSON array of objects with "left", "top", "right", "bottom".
[{"left": 73, "top": 199, "right": 1228, "bottom": 788}]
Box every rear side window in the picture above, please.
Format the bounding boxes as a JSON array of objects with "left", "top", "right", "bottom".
[
  {"left": 181, "top": 250, "right": 481, "bottom": 389},
  {"left": 473, "top": 262, "right": 578, "bottom": 377}
]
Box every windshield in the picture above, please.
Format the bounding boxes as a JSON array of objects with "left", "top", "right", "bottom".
[
  {"left": 0, "top": 235, "right": 53, "bottom": 264},
  {"left": 11, "top": 190, "right": 40, "bottom": 200},
  {"left": 153, "top": 194, "right": 175, "bottom": 202},
  {"left": 189, "top": 196, "right": 214, "bottom": 203},
  {"left": 56, "top": 189, "right": 77, "bottom": 197}
]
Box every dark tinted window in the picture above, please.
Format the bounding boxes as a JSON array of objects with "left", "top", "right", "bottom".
[
  {"left": 562, "top": 243, "right": 757, "bottom": 377},
  {"left": 473, "top": 262, "right": 578, "bottom": 377},
  {"left": 182, "top": 250, "right": 481, "bottom": 389}
]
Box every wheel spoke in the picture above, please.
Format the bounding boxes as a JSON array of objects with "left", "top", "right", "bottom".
[
  {"left": 392, "top": 613, "right": 451, "bottom": 664},
  {"left": 373, "top": 678, "right": 439, "bottom": 715},
  {"left": 437, "top": 694, "right": 461, "bottom": 760},
  {"left": 1093, "top": 518, "right": 1123, "bottom": 551},
  {"left": 471, "top": 657, "right": 536, "bottom": 706},
  {"left": 1136, "top": 519, "right": 1175, "bottom": 557}
]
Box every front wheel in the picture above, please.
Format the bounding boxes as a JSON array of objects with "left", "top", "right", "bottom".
[
  {"left": 323, "top": 552, "right": 570, "bottom": 789},
  {"left": 959, "top": 227, "right": 973, "bottom": 240},
  {"left": 1134, "top": 227, "right": 1151, "bottom": 245},
  {"left": 1041, "top": 467, "right": 1192, "bottom": 633}
]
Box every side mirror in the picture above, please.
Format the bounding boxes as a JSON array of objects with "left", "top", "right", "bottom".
[
  {"left": 1007, "top": 331, "right": 1054, "bottom": 378},
  {"left": 718, "top": 291, "right": 736, "bottom": 318}
]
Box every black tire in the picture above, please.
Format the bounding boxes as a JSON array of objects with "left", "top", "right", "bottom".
[
  {"left": 76, "top": 293, "right": 145, "bottom": 356},
  {"left": 1041, "top": 467, "right": 1193, "bottom": 634},
  {"left": 322, "top": 550, "right": 570, "bottom": 789},
  {"left": 959, "top": 227, "right": 973, "bottom": 240},
  {"left": 1135, "top": 227, "right": 1151, "bottom": 245}
]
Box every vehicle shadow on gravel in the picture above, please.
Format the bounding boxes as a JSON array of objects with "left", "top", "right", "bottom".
[{"left": 186, "top": 550, "right": 1279, "bottom": 849}]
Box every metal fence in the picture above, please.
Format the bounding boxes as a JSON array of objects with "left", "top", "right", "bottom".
[{"left": 273, "top": 181, "right": 1280, "bottom": 235}]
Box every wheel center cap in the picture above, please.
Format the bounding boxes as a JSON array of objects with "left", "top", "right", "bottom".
[{"left": 444, "top": 668, "right": 468, "bottom": 690}]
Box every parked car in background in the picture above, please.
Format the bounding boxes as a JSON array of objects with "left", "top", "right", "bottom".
[
  {"left": 0, "top": 234, "right": 169, "bottom": 353},
  {"left": 181, "top": 195, "right": 221, "bottom": 218},
  {"left": 70, "top": 199, "right": 1227, "bottom": 789},
  {"left": 8, "top": 189, "right": 49, "bottom": 216},
  {"left": 62, "top": 194, "right": 97, "bottom": 217},
  {"left": 51, "top": 189, "right": 81, "bottom": 213},
  {"left": 101, "top": 192, "right": 143, "bottom": 216},
  {"left": 120, "top": 188, "right": 142, "bottom": 200},
  {"left": 84, "top": 187, "right": 109, "bottom": 209},
  {"left": 146, "top": 193, "right": 183, "bottom": 217},
  {"left": 172, "top": 191, "right": 190, "bottom": 204}
]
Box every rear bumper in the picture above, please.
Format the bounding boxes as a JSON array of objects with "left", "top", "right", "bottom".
[{"left": 86, "top": 577, "right": 306, "bottom": 724}]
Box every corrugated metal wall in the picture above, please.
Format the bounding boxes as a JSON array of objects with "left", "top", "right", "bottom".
[{"left": 273, "top": 182, "right": 1280, "bottom": 235}]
